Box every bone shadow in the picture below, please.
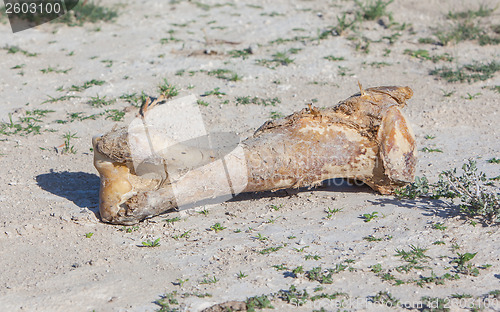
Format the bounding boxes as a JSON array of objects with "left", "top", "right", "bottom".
[
  {"left": 176, "top": 178, "right": 374, "bottom": 212},
  {"left": 36, "top": 170, "right": 100, "bottom": 217}
]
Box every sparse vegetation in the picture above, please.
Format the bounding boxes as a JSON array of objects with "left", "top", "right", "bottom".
[
  {"left": 141, "top": 237, "right": 161, "bottom": 247},
  {"left": 54, "top": 1, "right": 118, "bottom": 26}
]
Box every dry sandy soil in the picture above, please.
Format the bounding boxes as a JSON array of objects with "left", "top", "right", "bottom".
[{"left": 0, "top": 0, "right": 499, "bottom": 311}]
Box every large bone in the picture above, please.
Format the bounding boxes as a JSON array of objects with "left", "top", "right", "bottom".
[{"left": 93, "top": 86, "right": 416, "bottom": 225}]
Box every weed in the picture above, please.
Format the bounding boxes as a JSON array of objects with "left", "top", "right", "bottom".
[
  {"left": 306, "top": 265, "right": 347, "bottom": 284},
  {"left": 425, "top": 134, "right": 436, "bottom": 139},
  {"left": 371, "top": 264, "right": 383, "bottom": 273},
  {"left": 278, "top": 285, "right": 309, "bottom": 306},
  {"left": 121, "top": 226, "right": 139, "bottom": 233},
  {"left": 61, "top": 132, "right": 78, "bottom": 154},
  {"left": 421, "top": 147, "right": 443, "bottom": 153},
  {"left": 40, "top": 67, "right": 72, "bottom": 74},
  {"left": 487, "top": 157, "right": 500, "bottom": 164},
  {"left": 447, "top": 5, "right": 495, "bottom": 20},
  {"left": 141, "top": 237, "right": 161, "bottom": 247},
  {"left": 395, "top": 245, "right": 430, "bottom": 265},
  {"left": 165, "top": 217, "right": 180, "bottom": 224},
  {"left": 41, "top": 95, "right": 79, "bottom": 104},
  {"left": 55, "top": 1, "right": 118, "bottom": 26},
  {"left": 173, "top": 230, "right": 191, "bottom": 240},
  {"left": 395, "top": 176, "right": 430, "bottom": 199},
  {"left": 158, "top": 79, "right": 179, "bottom": 98},
  {"left": 452, "top": 252, "right": 479, "bottom": 275},
  {"left": 432, "top": 222, "right": 447, "bottom": 231},
  {"left": 88, "top": 95, "right": 115, "bottom": 107},
  {"left": 361, "top": 211, "right": 379, "bottom": 222},
  {"left": 206, "top": 68, "right": 241, "bottom": 81},
  {"left": 259, "top": 246, "right": 283, "bottom": 255},
  {"left": 155, "top": 291, "right": 179, "bottom": 311},
  {"left": 85, "top": 232, "right": 94, "bottom": 238},
  {"left": 463, "top": 92, "right": 481, "bottom": 100},
  {"left": 200, "top": 275, "right": 218, "bottom": 284},
  {"left": 404, "top": 49, "right": 453, "bottom": 63},
  {"left": 293, "top": 246, "right": 309, "bottom": 253},
  {"left": 105, "top": 109, "right": 125, "bottom": 122},
  {"left": 433, "top": 240, "right": 445, "bottom": 245},
  {"left": 197, "top": 100, "right": 209, "bottom": 106},
  {"left": 255, "top": 233, "right": 268, "bottom": 241},
  {"left": 272, "top": 264, "right": 288, "bottom": 271},
  {"left": 101, "top": 60, "right": 113, "bottom": 68},
  {"left": 197, "top": 208, "right": 209, "bottom": 216},
  {"left": 256, "top": 49, "right": 296, "bottom": 68},
  {"left": 430, "top": 61, "right": 500, "bottom": 83},
  {"left": 434, "top": 160, "right": 500, "bottom": 223},
  {"left": 421, "top": 296, "right": 451, "bottom": 311},
  {"left": 363, "top": 235, "right": 385, "bottom": 242},
  {"left": 210, "top": 223, "right": 226, "bottom": 232},
  {"left": 355, "top": 0, "right": 394, "bottom": 21},
  {"left": 325, "top": 207, "right": 343, "bottom": 219},
  {"left": 371, "top": 291, "right": 399, "bottom": 306},
  {"left": 69, "top": 79, "right": 105, "bottom": 92},
  {"left": 266, "top": 216, "right": 280, "bottom": 224},
  {"left": 3, "top": 45, "right": 37, "bottom": 56},
  {"left": 236, "top": 96, "right": 281, "bottom": 107},
  {"left": 236, "top": 271, "right": 248, "bottom": 279},
  {"left": 324, "top": 55, "right": 345, "bottom": 62},
  {"left": 246, "top": 295, "right": 274, "bottom": 311},
  {"left": 202, "top": 87, "right": 226, "bottom": 97},
  {"left": 229, "top": 48, "right": 251, "bottom": 59},
  {"left": 270, "top": 204, "right": 282, "bottom": 211},
  {"left": 305, "top": 254, "right": 322, "bottom": 260}
]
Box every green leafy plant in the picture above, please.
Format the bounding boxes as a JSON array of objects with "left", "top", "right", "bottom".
[
  {"left": 361, "top": 211, "right": 379, "bottom": 222},
  {"left": 142, "top": 237, "right": 161, "bottom": 247},
  {"left": 430, "top": 61, "right": 500, "bottom": 83},
  {"left": 210, "top": 223, "right": 226, "bottom": 232},
  {"left": 62, "top": 132, "right": 78, "bottom": 154},
  {"left": 158, "top": 79, "right": 179, "bottom": 98},
  {"left": 54, "top": 1, "right": 118, "bottom": 26}
]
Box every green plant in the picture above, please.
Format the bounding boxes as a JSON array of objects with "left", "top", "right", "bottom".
[
  {"left": 372, "top": 291, "right": 399, "bottom": 306},
  {"left": 197, "top": 100, "right": 209, "bottom": 106},
  {"left": 325, "top": 207, "right": 342, "bottom": 218},
  {"left": 425, "top": 134, "right": 436, "bottom": 139},
  {"left": 158, "top": 79, "right": 179, "bottom": 98},
  {"left": 361, "top": 211, "right": 379, "bottom": 222},
  {"left": 246, "top": 295, "right": 274, "bottom": 311},
  {"left": 3, "top": 45, "right": 37, "bottom": 56},
  {"left": 432, "top": 222, "right": 447, "bottom": 231},
  {"left": 371, "top": 263, "right": 383, "bottom": 273},
  {"left": 85, "top": 232, "right": 94, "bottom": 238},
  {"left": 40, "top": 66, "right": 72, "bottom": 74},
  {"left": 155, "top": 291, "right": 179, "bottom": 312},
  {"left": 421, "top": 147, "right": 443, "bottom": 153},
  {"left": 487, "top": 157, "right": 500, "bottom": 164},
  {"left": 355, "top": 0, "right": 394, "bottom": 21},
  {"left": 69, "top": 79, "right": 105, "bottom": 92},
  {"left": 54, "top": 1, "right": 118, "bottom": 26},
  {"left": 434, "top": 160, "right": 500, "bottom": 223},
  {"left": 237, "top": 271, "right": 248, "bottom": 279},
  {"left": 270, "top": 111, "right": 283, "bottom": 121},
  {"left": 324, "top": 55, "right": 345, "bottom": 61},
  {"left": 202, "top": 87, "right": 226, "bottom": 97},
  {"left": 62, "top": 132, "right": 78, "bottom": 154},
  {"left": 200, "top": 275, "right": 218, "bottom": 284},
  {"left": 255, "top": 233, "right": 268, "bottom": 241},
  {"left": 430, "top": 61, "right": 500, "bottom": 83},
  {"left": 259, "top": 246, "right": 283, "bottom": 255},
  {"left": 164, "top": 216, "right": 181, "bottom": 224},
  {"left": 142, "top": 237, "right": 161, "bottom": 247},
  {"left": 210, "top": 223, "right": 226, "bottom": 232},
  {"left": 88, "top": 95, "right": 115, "bottom": 107},
  {"left": 105, "top": 109, "right": 125, "bottom": 121}
]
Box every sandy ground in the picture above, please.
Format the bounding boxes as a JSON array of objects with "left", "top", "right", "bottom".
[{"left": 0, "top": 0, "right": 499, "bottom": 311}]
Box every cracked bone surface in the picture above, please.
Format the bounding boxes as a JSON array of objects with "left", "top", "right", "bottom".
[{"left": 93, "top": 86, "right": 416, "bottom": 225}]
